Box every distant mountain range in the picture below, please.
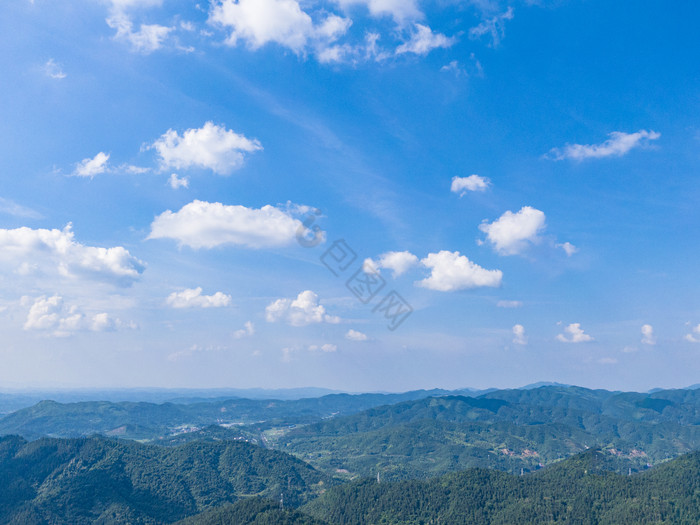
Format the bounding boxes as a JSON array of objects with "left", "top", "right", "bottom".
[{"left": 2, "top": 385, "right": 700, "bottom": 482}]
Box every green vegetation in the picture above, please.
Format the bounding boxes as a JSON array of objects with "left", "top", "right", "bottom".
[
  {"left": 175, "top": 498, "right": 329, "bottom": 525},
  {"left": 2, "top": 386, "right": 700, "bottom": 522},
  {"left": 303, "top": 449, "right": 700, "bottom": 524},
  {"left": 0, "top": 435, "right": 331, "bottom": 524},
  {"left": 278, "top": 389, "right": 700, "bottom": 479}
]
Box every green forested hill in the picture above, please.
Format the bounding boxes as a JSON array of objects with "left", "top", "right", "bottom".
[
  {"left": 278, "top": 389, "right": 700, "bottom": 479},
  {"left": 303, "top": 449, "right": 700, "bottom": 524},
  {"left": 0, "top": 435, "right": 331, "bottom": 524},
  {"left": 175, "top": 498, "right": 329, "bottom": 525},
  {"left": 2, "top": 432, "right": 700, "bottom": 524}
]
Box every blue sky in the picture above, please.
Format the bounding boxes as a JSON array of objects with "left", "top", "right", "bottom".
[{"left": 1, "top": 0, "right": 699, "bottom": 392}]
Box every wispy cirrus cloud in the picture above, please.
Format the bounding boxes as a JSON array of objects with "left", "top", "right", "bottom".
[
  {"left": 547, "top": 130, "right": 660, "bottom": 161},
  {"left": 395, "top": 24, "right": 455, "bottom": 56},
  {"left": 0, "top": 197, "right": 42, "bottom": 219}
]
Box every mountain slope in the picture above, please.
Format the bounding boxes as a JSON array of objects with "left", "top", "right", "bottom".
[
  {"left": 0, "top": 435, "right": 331, "bottom": 524},
  {"left": 303, "top": 449, "right": 700, "bottom": 525}
]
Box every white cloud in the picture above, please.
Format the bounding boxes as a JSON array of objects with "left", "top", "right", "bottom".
[
  {"left": 512, "top": 324, "right": 527, "bottom": 345},
  {"left": 23, "top": 295, "right": 130, "bottom": 337},
  {"left": 309, "top": 343, "right": 337, "bottom": 352},
  {"left": 109, "top": 0, "right": 163, "bottom": 10},
  {"left": 469, "top": 7, "right": 513, "bottom": 47},
  {"left": 371, "top": 251, "right": 419, "bottom": 278},
  {"left": 265, "top": 290, "right": 340, "bottom": 326},
  {"left": 557, "top": 242, "right": 578, "bottom": 257},
  {"left": 0, "top": 225, "right": 145, "bottom": 287},
  {"left": 0, "top": 197, "right": 42, "bottom": 219},
  {"left": 107, "top": 12, "right": 173, "bottom": 53},
  {"left": 334, "top": 0, "right": 421, "bottom": 23},
  {"left": 149, "top": 200, "right": 316, "bottom": 249},
  {"left": 684, "top": 324, "right": 700, "bottom": 343},
  {"left": 598, "top": 357, "right": 618, "bottom": 365},
  {"left": 209, "top": 0, "right": 350, "bottom": 56},
  {"left": 44, "top": 59, "right": 66, "bottom": 79},
  {"left": 440, "top": 60, "right": 466, "bottom": 77},
  {"left": 396, "top": 24, "right": 455, "bottom": 55},
  {"left": 479, "top": 206, "right": 546, "bottom": 255},
  {"left": 121, "top": 164, "right": 150, "bottom": 174},
  {"left": 168, "top": 173, "right": 189, "bottom": 189},
  {"left": 345, "top": 329, "right": 368, "bottom": 341},
  {"left": 362, "top": 258, "right": 379, "bottom": 274},
  {"left": 151, "top": 122, "right": 262, "bottom": 175},
  {"left": 166, "top": 287, "right": 232, "bottom": 308},
  {"left": 451, "top": 174, "right": 490, "bottom": 196},
  {"left": 168, "top": 343, "right": 227, "bottom": 362},
  {"left": 417, "top": 250, "right": 502, "bottom": 292},
  {"left": 74, "top": 152, "right": 110, "bottom": 178},
  {"left": 497, "top": 300, "right": 522, "bottom": 308},
  {"left": 547, "top": 130, "right": 661, "bottom": 161},
  {"left": 556, "top": 323, "right": 594, "bottom": 343},
  {"left": 641, "top": 324, "right": 656, "bottom": 346},
  {"left": 234, "top": 321, "right": 255, "bottom": 339}
]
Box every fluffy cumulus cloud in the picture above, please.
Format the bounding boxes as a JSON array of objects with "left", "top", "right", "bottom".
[
  {"left": 451, "top": 174, "right": 490, "bottom": 196},
  {"left": 556, "top": 323, "right": 594, "bottom": 343},
  {"left": 149, "top": 200, "right": 316, "bottom": 249},
  {"left": 209, "top": 0, "right": 351, "bottom": 56},
  {"left": 684, "top": 324, "right": 700, "bottom": 343},
  {"left": 74, "top": 152, "right": 110, "bottom": 177},
  {"left": 23, "top": 295, "right": 130, "bottom": 337},
  {"left": 166, "top": 287, "right": 232, "bottom": 308},
  {"left": 417, "top": 250, "right": 502, "bottom": 292},
  {"left": 233, "top": 321, "right": 255, "bottom": 339},
  {"left": 0, "top": 225, "right": 145, "bottom": 287},
  {"left": 480, "top": 206, "right": 546, "bottom": 255},
  {"left": 547, "top": 130, "right": 661, "bottom": 161},
  {"left": 345, "top": 328, "right": 368, "bottom": 341},
  {"left": 396, "top": 24, "right": 455, "bottom": 55},
  {"left": 641, "top": 324, "right": 656, "bottom": 345},
  {"left": 265, "top": 290, "right": 340, "bottom": 326},
  {"left": 512, "top": 324, "right": 527, "bottom": 345},
  {"left": 151, "top": 122, "right": 262, "bottom": 175},
  {"left": 367, "top": 251, "right": 419, "bottom": 278}
]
